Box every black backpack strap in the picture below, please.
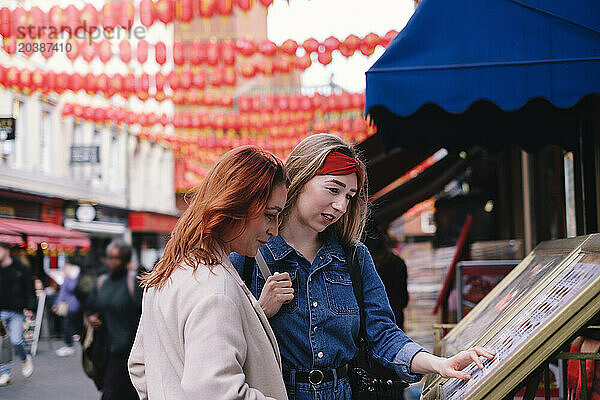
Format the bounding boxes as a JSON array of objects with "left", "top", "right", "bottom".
[
  {"left": 241, "top": 256, "right": 255, "bottom": 289},
  {"left": 345, "top": 245, "right": 369, "bottom": 357}
]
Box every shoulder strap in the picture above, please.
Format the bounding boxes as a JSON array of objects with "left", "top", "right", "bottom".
[
  {"left": 96, "top": 273, "right": 108, "bottom": 291},
  {"left": 126, "top": 270, "right": 136, "bottom": 301},
  {"left": 242, "top": 256, "right": 255, "bottom": 288},
  {"left": 345, "top": 245, "right": 369, "bottom": 345}
]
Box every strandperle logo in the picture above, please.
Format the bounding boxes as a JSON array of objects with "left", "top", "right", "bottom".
[{"left": 13, "top": 20, "right": 147, "bottom": 42}]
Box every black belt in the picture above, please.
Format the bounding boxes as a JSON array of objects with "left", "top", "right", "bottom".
[{"left": 283, "top": 364, "right": 348, "bottom": 385}]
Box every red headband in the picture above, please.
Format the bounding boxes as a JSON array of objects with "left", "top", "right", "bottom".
[{"left": 316, "top": 152, "right": 362, "bottom": 186}]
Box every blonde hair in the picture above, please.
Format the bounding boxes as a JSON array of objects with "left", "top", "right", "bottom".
[{"left": 282, "top": 133, "right": 368, "bottom": 248}]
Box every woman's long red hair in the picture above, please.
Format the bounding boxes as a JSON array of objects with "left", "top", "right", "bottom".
[{"left": 141, "top": 146, "right": 285, "bottom": 290}]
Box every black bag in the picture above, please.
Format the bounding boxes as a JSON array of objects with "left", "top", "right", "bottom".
[
  {"left": 345, "top": 246, "right": 408, "bottom": 400},
  {"left": 81, "top": 320, "right": 110, "bottom": 390}
]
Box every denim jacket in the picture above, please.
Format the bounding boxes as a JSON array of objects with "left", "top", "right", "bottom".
[{"left": 230, "top": 233, "right": 425, "bottom": 384}]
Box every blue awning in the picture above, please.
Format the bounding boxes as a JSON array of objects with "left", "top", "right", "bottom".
[{"left": 366, "top": 0, "right": 600, "bottom": 119}]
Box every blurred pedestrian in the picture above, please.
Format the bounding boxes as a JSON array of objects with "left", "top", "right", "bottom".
[
  {"left": 363, "top": 220, "right": 409, "bottom": 330},
  {"left": 128, "top": 146, "right": 289, "bottom": 399},
  {"left": 85, "top": 240, "right": 141, "bottom": 400},
  {"left": 52, "top": 255, "right": 84, "bottom": 357},
  {"left": 0, "top": 242, "right": 35, "bottom": 386}
]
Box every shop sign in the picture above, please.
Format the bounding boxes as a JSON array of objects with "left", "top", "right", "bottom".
[
  {"left": 70, "top": 146, "right": 100, "bottom": 164},
  {"left": 0, "top": 118, "right": 15, "bottom": 141}
]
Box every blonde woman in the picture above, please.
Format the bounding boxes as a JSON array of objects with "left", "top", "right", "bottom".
[
  {"left": 230, "top": 134, "right": 494, "bottom": 399},
  {"left": 128, "top": 146, "right": 289, "bottom": 400}
]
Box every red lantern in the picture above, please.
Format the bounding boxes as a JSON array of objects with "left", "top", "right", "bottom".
[
  {"left": 351, "top": 93, "right": 364, "bottom": 109},
  {"left": 48, "top": 6, "right": 67, "bottom": 36},
  {"left": 258, "top": 39, "right": 277, "bottom": 57},
  {"left": 360, "top": 32, "right": 380, "bottom": 56},
  {"left": 63, "top": 5, "right": 81, "bottom": 36},
  {"left": 340, "top": 34, "right": 360, "bottom": 57},
  {"left": 123, "top": 73, "right": 136, "bottom": 96},
  {"left": 102, "top": 1, "right": 119, "bottom": 32},
  {"left": 280, "top": 39, "right": 298, "bottom": 56},
  {"left": 155, "top": 42, "right": 167, "bottom": 65},
  {"left": 62, "top": 103, "right": 74, "bottom": 116},
  {"left": 258, "top": 0, "right": 273, "bottom": 6},
  {"left": 173, "top": 41, "right": 185, "bottom": 66},
  {"left": 111, "top": 74, "right": 124, "bottom": 96},
  {"left": 236, "top": 0, "right": 252, "bottom": 12},
  {"left": 223, "top": 66, "right": 236, "bottom": 86},
  {"left": 97, "top": 73, "right": 109, "bottom": 94},
  {"left": 274, "top": 56, "right": 290, "bottom": 73},
  {"left": 93, "top": 108, "right": 106, "bottom": 123},
  {"left": 382, "top": 29, "right": 398, "bottom": 47},
  {"left": 210, "top": 66, "right": 224, "bottom": 87},
  {"left": 240, "top": 63, "right": 256, "bottom": 79},
  {"left": 302, "top": 38, "right": 319, "bottom": 54},
  {"left": 155, "top": 72, "right": 166, "bottom": 91},
  {"left": 84, "top": 72, "right": 97, "bottom": 93},
  {"left": 172, "top": 90, "right": 185, "bottom": 105},
  {"left": 55, "top": 72, "right": 69, "bottom": 93},
  {"left": 180, "top": 68, "right": 193, "bottom": 90},
  {"left": 317, "top": 50, "right": 332, "bottom": 66},
  {"left": 79, "top": 39, "right": 94, "bottom": 62},
  {"left": 31, "top": 69, "right": 45, "bottom": 92},
  {"left": 198, "top": 0, "right": 216, "bottom": 18},
  {"left": 189, "top": 41, "right": 207, "bottom": 65},
  {"left": 257, "top": 59, "right": 274, "bottom": 76},
  {"left": 192, "top": 69, "right": 206, "bottom": 88},
  {"left": 139, "top": 0, "right": 154, "bottom": 28},
  {"left": 66, "top": 37, "right": 80, "bottom": 62},
  {"left": 155, "top": 0, "right": 174, "bottom": 24},
  {"left": 206, "top": 41, "right": 220, "bottom": 66},
  {"left": 98, "top": 39, "right": 112, "bottom": 63},
  {"left": 138, "top": 72, "right": 150, "bottom": 92},
  {"left": 11, "top": 8, "right": 29, "bottom": 38},
  {"left": 168, "top": 70, "right": 180, "bottom": 90},
  {"left": 294, "top": 53, "right": 312, "bottom": 70},
  {"left": 216, "top": 0, "right": 233, "bottom": 16},
  {"left": 82, "top": 106, "right": 94, "bottom": 121},
  {"left": 0, "top": 8, "right": 11, "bottom": 38},
  {"left": 2, "top": 37, "right": 16, "bottom": 55},
  {"left": 177, "top": 0, "right": 194, "bottom": 22},
  {"left": 235, "top": 38, "right": 256, "bottom": 57},
  {"left": 323, "top": 36, "right": 341, "bottom": 53},
  {"left": 81, "top": 4, "right": 99, "bottom": 34},
  {"left": 69, "top": 73, "right": 83, "bottom": 92},
  {"left": 40, "top": 30, "right": 55, "bottom": 59},
  {"left": 137, "top": 40, "right": 149, "bottom": 64},
  {"left": 119, "top": 40, "right": 131, "bottom": 63},
  {"left": 5, "top": 67, "right": 18, "bottom": 88},
  {"left": 45, "top": 71, "right": 57, "bottom": 93},
  {"left": 30, "top": 7, "right": 47, "bottom": 38},
  {"left": 119, "top": 0, "right": 135, "bottom": 30},
  {"left": 221, "top": 40, "right": 236, "bottom": 65}
]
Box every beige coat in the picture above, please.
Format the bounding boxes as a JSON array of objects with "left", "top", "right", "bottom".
[{"left": 128, "top": 257, "right": 288, "bottom": 400}]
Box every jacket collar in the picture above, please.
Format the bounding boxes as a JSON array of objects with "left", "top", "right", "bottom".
[{"left": 265, "top": 231, "right": 347, "bottom": 263}]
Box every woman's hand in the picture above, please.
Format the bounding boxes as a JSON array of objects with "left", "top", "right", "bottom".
[
  {"left": 437, "top": 347, "right": 496, "bottom": 379},
  {"left": 88, "top": 313, "right": 103, "bottom": 329},
  {"left": 258, "top": 272, "right": 294, "bottom": 318},
  {"left": 411, "top": 347, "right": 496, "bottom": 380}
]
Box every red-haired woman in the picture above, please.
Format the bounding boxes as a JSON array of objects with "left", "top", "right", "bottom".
[{"left": 128, "top": 146, "right": 289, "bottom": 400}]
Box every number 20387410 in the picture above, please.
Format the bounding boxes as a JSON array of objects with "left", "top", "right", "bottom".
[{"left": 18, "top": 42, "right": 72, "bottom": 54}]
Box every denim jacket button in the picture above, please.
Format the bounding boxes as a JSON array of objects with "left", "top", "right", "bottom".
[
  {"left": 319, "top": 255, "right": 324, "bottom": 260},
  {"left": 313, "top": 326, "right": 317, "bottom": 332},
  {"left": 317, "top": 352, "right": 324, "bottom": 358},
  {"left": 312, "top": 301, "right": 318, "bottom": 308}
]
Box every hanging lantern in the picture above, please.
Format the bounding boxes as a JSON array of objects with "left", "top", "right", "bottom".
[
  {"left": 80, "top": 39, "right": 95, "bottom": 62},
  {"left": 101, "top": 1, "right": 119, "bottom": 32},
  {"left": 323, "top": 36, "right": 341, "bottom": 53},
  {"left": 258, "top": 39, "right": 277, "bottom": 57},
  {"left": 192, "top": 68, "right": 206, "bottom": 88},
  {"left": 111, "top": 74, "right": 124, "bottom": 97},
  {"left": 64, "top": 5, "right": 81, "bottom": 36},
  {"left": 123, "top": 72, "right": 136, "bottom": 96},
  {"left": 55, "top": 72, "right": 69, "bottom": 94},
  {"left": 31, "top": 69, "right": 45, "bottom": 92},
  {"left": 258, "top": 0, "right": 273, "bottom": 7},
  {"left": 17, "top": 68, "right": 31, "bottom": 93},
  {"left": 155, "top": 72, "right": 166, "bottom": 91},
  {"left": 302, "top": 38, "right": 319, "bottom": 54},
  {"left": 189, "top": 41, "right": 207, "bottom": 65},
  {"left": 360, "top": 32, "right": 380, "bottom": 56},
  {"left": 40, "top": 30, "right": 56, "bottom": 59},
  {"left": 155, "top": 41, "right": 167, "bottom": 65},
  {"left": 223, "top": 66, "right": 236, "bottom": 86},
  {"left": 382, "top": 29, "right": 398, "bottom": 47},
  {"left": 98, "top": 39, "right": 112, "bottom": 63},
  {"left": 139, "top": 0, "right": 154, "bottom": 28},
  {"left": 180, "top": 68, "right": 193, "bottom": 90},
  {"left": 137, "top": 39, "right": 149, "bottom": 64},
  {"left": 317, "top": 50, "right": 333, "bottom": 66},
  {"left": 177, "top": 0, "right": 194, "bottom": 22},
  {"left": 206, "top": 40, "right": 220, "bottom": 66},
  {"left": 274, "top": 56, "right": 290, "bottom": 73},
  {"left": 236, "top": 0, "right": 252, "bottom": 12},
  {"left": 257, "top": 59, "right": 274, "bottom": 76},
  {"left": 280, "top": 39, "right": 298, "bottom": 56},
  {"left": 216, "top": 0, "right": 233, "bottom": 16},
  {"left": 138, "top": 72, "right": 150, "bottom": 92},
  {"left": 294, "top": 53, "right": 312, "bottom": 70},
  {"left": 210, "top": 66, "right": 224, "bottom": 87},
  {"left": 97, "top": 73, "right": 109, "bottom": 94},
  {"left": 81, "top": 4, "right": 99, "bottom": 34},
  {"left": 45, "top": 71, "right": 57, "bottom": 94},
  {"left": 340, "top": 34, "right": 360, "bottom": 57},
  {"left": 48, "top": 6, "right": 67, "bottom": 35},
  {"left": 351, "top": 92, "right": 364, "bottom": 109},
  {"left": 69, "top": 73, "right": 83, "bottom": 92},
  {"left": 62, "top": 103, "right": 74, "bottom": 116},
  {"left": 5, "top": 67, "right": 18, "bottom": 88},
  {"left": 2, "top": 37, "right": 16, "bottom": 55},
  {"left": 198, "top": 0, "right": 216, "bottom": 18},
  {"left": 168, "top": 70, "right": 180, "bottom": 90},
  {"left": 84, "top": 72, "right": 97, "bottom": 94},
  {"left": 119, "top": 40, "right": 132, "bottom": 63},
  {"left": 173, "top": 41, "right": 185, "bottom": 66},
  {"left": 240, "top": 63, "right": 256, "bottom": 79},
  {"left": 30, "top": 7, "right": 47, "bottom": 38},
  {"left": 221, "top": 40, "right": 236, "bottom": 65},
  {"left": 235, "top": 38, "right": 256, "bottom": 57},
  {"left": 119, "top": 0, "right": 135, "bottom": 31},
  {"left": 155, "top": 0, "right": 174, "bottom": 24},
  {"left": 12, "top": 8, "right": 29, "bottom": 38},
  {"left": 66, "top": 37, "right": 80, "bottom": 62},
  {"left": 0, "top": 8, "right": 11, "bottom": 38}
]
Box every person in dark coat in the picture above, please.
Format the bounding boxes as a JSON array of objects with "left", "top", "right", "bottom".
[{"left": 0, "top": 242, "right": 35, "bottom": 386}]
